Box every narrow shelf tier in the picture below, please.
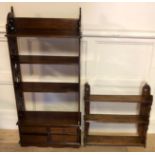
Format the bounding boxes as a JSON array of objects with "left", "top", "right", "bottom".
[
  {"left": 85, "top": 114, "right": 148, "bottom": 123},
  {"left": 7, "top": 17, "right": 80, "bottom": 37},
  {"left": 90, "top": 95, "right": 142, "bottom": 103},
  {"left": 86, "top": 135, "right": 145, "bottom": 146},
  {"left": 14, "top": 55, "right": 79, "bottom": 64},
  {"left": 19, "top": 82, "right": 79, "bottom": 92},
  {"left": 19, "top": 111, "right": 81, "bottom": 127}
]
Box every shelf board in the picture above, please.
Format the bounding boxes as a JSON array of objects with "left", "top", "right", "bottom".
[
  {"left": 14, "top": 17, "right": 79, "bottom": 30},
  {"left": 85, "top": 114, "right": 147, "bottom": 123},
  {"left": 14, "top": 55, "right": 79, "bottom": 64},
  {"left": 19, "top": 111, "right": 81, "bottom": 127},
  {"left": 6, "top": 34, "right": 80, "bottom": 38},
  {"left": 7, "top": 17, "right": 80, "bottom": 37},
  {"left": 90, "top": 95, "right": 141, "bottom": 103},
  {"left": 19, "top": 82, "right": 79, "bottom": 92},
  {"left": 86, "top": 135, "right": 145, "bottom": 146}
]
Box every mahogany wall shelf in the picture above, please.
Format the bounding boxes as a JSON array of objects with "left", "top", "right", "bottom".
[
  {"left": 6, "top": 7, "right": 81, "bottom": 147},
  {"left": 84, "top": 83, "right": 153, "bottom": 147}
]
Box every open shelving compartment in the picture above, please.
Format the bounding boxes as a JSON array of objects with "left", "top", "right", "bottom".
[
  {"left": 84, "top": 83, "right": 153, "bottom": 147},
  {"left": 6, "top": 7, "right": 81, "bottom": 147}
]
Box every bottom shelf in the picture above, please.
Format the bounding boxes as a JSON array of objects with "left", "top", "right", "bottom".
[
  {"left": 20, "top": 132, "right": 81, "bottom": 147},
  {"left": 18, "top": 111, "right": 81, "bottom": 147},
  {"left": 85, "top": 135, "right": 145, "bottom": 146}
]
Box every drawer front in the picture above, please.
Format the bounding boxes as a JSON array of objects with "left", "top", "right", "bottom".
[
  {"left": 20, "top": 126, "right": 78, "bottom": 134},
  {"left": 20, "top": 134, "right": 80, "bottom": 146},
  {"left": 51, "top": 127, "right": 78, "bottom": 134},
  {"left": 20, "top": 134, "right": 47, "bottom": 146},
  {"left": 20, "top": 126, "right": 47, "bottom": 133},
  {"left": 51, "top": 135, "right": 78, "bottom": 143},
  {"left": 19, "top": 126, "right": 81, "bottom": 146}
]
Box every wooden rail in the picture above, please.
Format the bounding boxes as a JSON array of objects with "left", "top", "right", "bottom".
[
  {"left": 13, "top": 55, "right": 79, "bottom": 64},
  {"left": 85, "top": 114, "right": 148, "bottom": 123},
  {"left": 90, "top": 95, "right": 142, "bottom": 103},
  {"left": 20, "top": 82, "right": 79, "bottom": 92}
]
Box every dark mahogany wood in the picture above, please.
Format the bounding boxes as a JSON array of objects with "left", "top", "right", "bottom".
[
  {"left": 6, "top": 7, "right": 81, "bottom": 147},
  {"left": 6, "top": 7, "right": 25, "bottom": 115},
  {"left": 19, "top": 111, "right": 81, "bottom": 147},
  {"left": 77, "top": 8, "right": 81, "bottom": 112},
  {"left": 19, "top": 111, "right": 81, "bottom": 127},
  {"left": 15, "top": 55, "right": 79, "bottom": 64},
  {"left": 14, "top": 17, "right": 79, "bottom": 30},
  {"left": 138, "top": 83, "right": 153, "bottom": 147},
  {"left": 87, "top": 135, "right": 145, "bottom": 146},
  {"left": 84, "top": 122, "right": 89, "bottom": 145},
  {"left": 6, "top": 31, "right": 80, "bottom": 39},
  {"left": 84, "top": 83, "right": 153, "bottom": 147},
  {"left": 6, "top": 17, "right": 80, "bottom": 37},
  {"left": 21, "top": 126, "right": 79, "bottom": 135},
  {"left": 84, "top": 83, "right": 90, "bottom": 115},
  {"left": 90, "top": 95, "right": 142, "bottom": 103},
  {"left": 85, "top": 114, "right": 148, "bottom": 123},
  {"left": 20, "top": 133, "right": 81, "bottom": 147},
  {"left": 20, "top": 82, "right": 79, "bottom": 92}
]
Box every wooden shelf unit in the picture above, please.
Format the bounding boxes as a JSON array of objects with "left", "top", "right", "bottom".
[
  {"left": 6, "top": 7, "right": 81, "bottom": 147},
  {"left": 84, "top": 83, "right": 153, "bottom": 147}
]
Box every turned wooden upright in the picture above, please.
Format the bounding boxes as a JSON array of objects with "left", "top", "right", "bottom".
[
  {"left": 138, "top": 84, "right": 153, "bottom": 143},
  {"left": 84, "top": 83, "right": 153, "bottom": 147}
]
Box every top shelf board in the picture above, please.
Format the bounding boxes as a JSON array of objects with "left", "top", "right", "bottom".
[{"left": 7, "top": 18, "right": 80, "bottom": 37}]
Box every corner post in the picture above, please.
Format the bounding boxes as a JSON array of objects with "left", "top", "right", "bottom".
[
  {"left": 84, "top": 83, "right": 90, "bottom": 145},
  {"left": 138, "top": 83, "right": 153, "bottom": 147},
  {"left": 84, "top": 83, "right": 90, "bottom": 115}
]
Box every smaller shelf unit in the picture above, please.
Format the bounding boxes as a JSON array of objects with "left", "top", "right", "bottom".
[
  {"left": 84, "top": 83, "right": 153, "bottom": 147},
  {"left": 6, "top": 7, "right": 81, "bottom": 147}
]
